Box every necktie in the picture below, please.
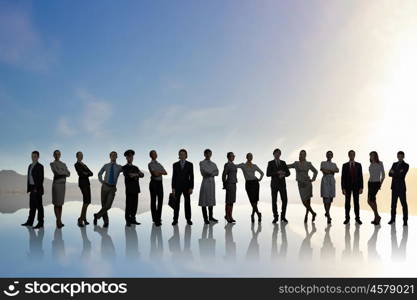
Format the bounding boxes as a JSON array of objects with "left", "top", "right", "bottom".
[
  {"left": 350, "top": 162, "right": 355, "bottom": 179},
  {"left": 181, "top": 160, "right": 185, "bottom": 169},
  {"left": 109, "top": 164, "right": 115, "bottom": 185}
]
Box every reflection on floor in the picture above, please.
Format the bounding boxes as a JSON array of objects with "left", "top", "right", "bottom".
[{"left": 0, "top": 201, "right": 414, "bottom": 277}]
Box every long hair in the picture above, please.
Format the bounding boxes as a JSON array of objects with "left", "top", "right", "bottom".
[{"left": 369, "top": 151, "right": 380, "bottom": 163}]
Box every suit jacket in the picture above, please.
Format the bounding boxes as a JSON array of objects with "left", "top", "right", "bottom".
[
  {"left": 389, "top": 161, "right": 409, "bottom": 191},
  {"left": 171, "top": 160, "right": 194, "bottom": 191},
  {"left": 74, "top": 162, "right": 93, "bottom": 187},
  {"left": 341, "top": 161, "right": 363, "bottom": 191},
  {"left": 266, "top": 159, "right": 290, "bottom": 189},
  {"left": 222, "top": 162, "right": 238, "bottom": 186},
  {"left": 122, "top": 164, "right": 143, "bottom": 194},
  {"left": 27, "top": 163, "right": 44, "bottom": 195}
]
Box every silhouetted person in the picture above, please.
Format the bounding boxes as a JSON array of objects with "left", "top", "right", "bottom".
[
  {"left": 22, "top": 151, "right": 44, "bottom": 229},
  {"left": 199, "top": 149, "right": 219, "bottom": 224},
  {"left": 148, "top": 150, "right": 167, "bottom": 226},
  {"left": 199, "top": 224, "right": 216, "bottom": 261},
  {"left": 237, "top": 153, "right": 264, "bottom": 223},
  {"left": 271, "top": 223, "right": 288, "bottom": 260},
  {"left": 341, "top": 150, "right": 363, "bottom": 225},
  {"left": 74, "top": 151, "right": 93, "bottom": 227},
  {"left": 288, "top": 150, "right": 318, "bottom": 223},
  {"left": 50, "top": 150, "right": 70, "bottom": 229},
  {"left": 246, "top": 223, "right": 262, "bottom": 260},
  {"left": 79, "top": 226, "right": 91, "bottom": 260},
  {"left": 222, "top": 152, "right": 238, "bottom": 223},
  {"left": 150, "top": 224, "right": 163, "bottom": 260},
  {"left": 26, "top": 227, "right": 44, "bottom": 260},
  {"left": 320, "top": 224, "right": 336, "bottom": 261},
  {"left": 367, "top": 151, "right": 385, "bottom": 225},
  {"left": 266, "top": 148, "right": 290, "bottom": 223},
  {"left": 122, "top": 150, "right": 144, "bottom": 226},
  {"left": 224, "top": 223, "right": 236, "bottom": 261},
  {"left": 299, "top": 223, "right": 316, "bottom": 261},
  {"left": 94, "top": 151, "right": 123, "bottom": 227},
  {"left": 388, "top": 151, "right": 409, "bottom": 226},
  {"left": 125, "top": 225, "right": 140, "bottom": 260},
  {"left": 95, "top": 225, "right": 116, "bottom": 261},
  {"left": 171, "top": 149, "right": 194, "bottom": 226},
  {"left": 320, "top": 151, "right": 339, "bottom": 224},
  {"left": 52, "top": 228, "right": 66, "bottom": 261}
]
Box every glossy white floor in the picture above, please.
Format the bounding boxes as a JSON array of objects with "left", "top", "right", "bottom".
[{"left": 0, "top": 201, "right": 414, "bottom": 277}]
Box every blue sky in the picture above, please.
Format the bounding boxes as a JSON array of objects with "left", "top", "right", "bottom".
[{"left": 1, "top": 0, "right": 417, "bottom": 181}]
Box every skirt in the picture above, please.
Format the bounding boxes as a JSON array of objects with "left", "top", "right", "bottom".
[
  {"left": 245, "top": 180, "right": 259, "bottom": 203},
  {"left": 297, "top": 180, "right": 312, "bottom": 201},
  {"left": 225, "top": 183, "right": 236, "bottom": 204},
  {"left": 368, "top": 181, "right": 381, "bottom": 202},
  {"left": 52, "top": 181, "right": 66, "bottom": 206},
  {"left": 80, "top": 185, "right": 91, "bottom": 204}
]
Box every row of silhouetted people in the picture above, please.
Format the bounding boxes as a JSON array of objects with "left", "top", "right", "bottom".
[{"left": 21, "top": 148, "right": 410, "bottom": 229}]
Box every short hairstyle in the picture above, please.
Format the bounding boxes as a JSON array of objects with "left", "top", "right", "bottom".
[
  {"left": 204, "top": 149, "right": 212, "bottom": 155},
  {"left": 397, "top": 151, "right": 405, "bottom": 156},
  {"left": 348, "top": 150, "right": 355, "bottom": 155},
  {"left": 149, "top": 150, "right": 156, "bottom": 157},
  {"left": 32, "top": 150, "right": 40, "bottom": 157},
  {"left": 326, "top": 150, "right": 333, "bottom": 156},
  {"left": 273, "top": 148, "right": 281, "bottom": 155},
  {"left": 179, "top": 149, "right": 187, "bottom": 155},
  {"left": 76, "top": 151, "right": 82, "bottom": 157},
  {"left": 227, "top": 152, "right": 234, "bottom": 158},
  {"left": 109, "top": 151, "right": 117, "bottom": 156},
  {"left": 53, "top": 149, "right": 60, "bottom": 155}
]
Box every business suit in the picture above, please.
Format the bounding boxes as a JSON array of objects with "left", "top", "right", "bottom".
[
  {"left": 122, "top": 164, "right": 143, "bottom": 223},
  {"left": 74, "top": 161, "right": 93, "bottom": 204},
  {"left": 389, "top": 161, "right": 409, "bottom": 222},
  {"left": 26, "top": 162, "right": 44, "bottom": 226},
  {"left": 266, "top": 159, "right": 290, "bottom": 219},
  {"left": 171, "top": 160, "right": 194, "bottom": 222},
  {"left": 341, "top": 161, "right": 363, "bottom": 221}
]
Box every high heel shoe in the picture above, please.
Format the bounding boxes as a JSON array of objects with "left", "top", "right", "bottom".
[
  {"left": 374, "top": 216, "right": 381, "bottom": 225},
  {"left": 304, "top": 214, "right": 308, "bottom": 223},
  {"left": 84, "top": 220, "right": 90, "bottom": 225},
  {"left": 77, "top": 218, "right": 84, "bottom": 227},
  {"left": 251, "top": 213, "right": 255, "bottom": 223}
]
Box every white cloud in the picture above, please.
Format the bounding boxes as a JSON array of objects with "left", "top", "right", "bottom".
[
  {"left": 0, "top": 3, "right": 57, "bottom": 71},
  {"left": 77, "top": 89, "right": 112, "bottom": 137},
  {"left": 57, "top": 117, "right": 76, "bottom": 137}
]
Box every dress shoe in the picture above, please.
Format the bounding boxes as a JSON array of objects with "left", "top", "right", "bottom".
[
  {"left": 155, "top": 221, "right": 162, "bottom": 227},
  {"left": 388, "top": 219, "right": 395, "bottom": 225},
  {"left": 126, "top": 222, "right": 131, "bottom": 227},
  {"left": 272, "top": 217, "right": 278, "bottom": 224},
  {"left": 172, "top": 220, "right": 178, "bottom": 226},
  {"left": 84, "top": 220, "right": 90, "bottom": 225},
  {"left": 281, "top": 217, "right": 288, "bottom": 224},
  {"left": 343, "top": 219, "right": 350, "bottom": 225},
  {"left": 204, "top": 219, "right": 210, "bottom": 225},
  {"left": 103, "top": 223, "right": 109, "bottom": 228},
  {"left": 131, "top": 220, "right": 141, "bottom": 225},
  {"left": 33, "top": 223, "right": 43, "bottom": 229},
  {"left": 187, "top": 220, "right": 193, "bottom": 225},
  {"left": 230, "top": 218, "right": 236, "bottom": 223},
  {"left": 21, "top": 222, "right": 33, "bottom": 227},
  {"left": 209, "top": 217, "right": 218, "bottom": 223},
  {"left": 356, "top": 219, "right": 362, "bottom": 225}
]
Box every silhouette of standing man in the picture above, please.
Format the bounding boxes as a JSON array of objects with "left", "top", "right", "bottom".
[{"left": 388, "top": 151, "right": 409, "bottom": 226}]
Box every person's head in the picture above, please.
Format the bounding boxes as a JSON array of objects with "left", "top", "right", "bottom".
[
  {"left": 369, "top": 151, "right": 379, "bottom": 163},
  {"left": 326, "top": 150, "right": 333, "bottom": 161},
  {"left": 246, "top": 152, "right": 253, "bottom": 162},
  {"left": 227, "top": 152, "right": 235, "bottom": 162},
  {"left": 76, "top": 151, "right": 83, "bottom": 161},
  {"left": 178, "top": 149, "right": 188, "bottom": 160},
  {"left": 53, "top": 150, "right": 61, "bottom": 161},
  {"left": 31, "top": 151, "right": 39, "bottom": 163},
  {"left": 397, "top": 151, "right": 405, "bottom": 162},
  {"left": 299, "top": 150, "right": 307, "bottom": 161},
  {"left": 124, "top": 150, "right": 135, "bottom": 164},
  {"left": 149, "top": 150, "right": 157, "bottom": 160},
  {"left": 273, "top": 148, "right": 281, "bottom": 160},
  {"left": 204, "top": 149, "right": 212, "bottom": 160},
  {"left": 348, "top": 150, "right": 355, "bottom": 161},
  {"left": 109, "top": 151, "right": 118, "bottom": 163}
]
